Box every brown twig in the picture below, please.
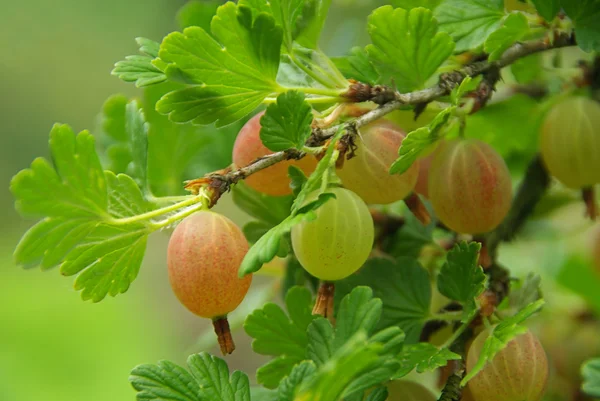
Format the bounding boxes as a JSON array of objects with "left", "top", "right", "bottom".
[{"left": 187, "top": 34, "right": 576, "bottom": 202}]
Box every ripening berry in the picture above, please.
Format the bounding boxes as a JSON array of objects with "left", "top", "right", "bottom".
[
  {"left": 291, "top": 187, "right": 374, "bottom": 281},
  {"left": 386, "top": 380, "right": 436, "bottom": 401},
  {"left": 540, "top": 97, "right": 600, "bottom": 189},
  {"left": 167, "top": 211, "right": 251, "bottom": 319},
  {"left": 428, "top": 139, "right": 512, "bottom": 234},
  {"left": 467, "top": 329, "right": 548, "bottom": 401},
  {"left": 337, "top": 120, "right": 419, "bottom": 204},
  {"left": 232, "top": 112, "right": 317, "bottom": 196}
]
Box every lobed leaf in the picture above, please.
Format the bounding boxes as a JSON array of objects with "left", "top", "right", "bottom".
[
  {"left": 332, "top": 47, "right": 380, "bottom": 85},
  {"left": 437, "top": 241, "right": 486, "bottom": 320},
  {"left": 434, "top": 0, "right": 505, "bottom": 53},
  {"left": 336, "top": 258, "right": 431, "bottom": 343},
  {"left": 582, "top": 358, "right": 600, "bottom": 398},
  {"left": 259, "top": 91, "right": 313, "bottom": 151},
  {"left": 394, "top": 343, "right": 461, "bottom": 378},
  {"left": 484, "top": 12, "right": 530, "bottom": 61},
  {"left": 130, "top": 352, "right": 251, "bottom": 401},
  {"left": 157, "top": 4, "right": 282, "bottom": 126},
  {"left": 112, "top": 38, "right": 167, "bottom": 87},
  {"left": 244, "top": 286, "right": 316, "bottom": 388},
  {"left": 367, "top": 6, "right": 455, "bottom": 92}
]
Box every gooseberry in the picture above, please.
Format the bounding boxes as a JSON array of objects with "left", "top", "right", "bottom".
[
  {"left": 232, "top": 112, "right": 317, "bottom": 196},
  {"left": 291, "top": 187, "right": 374, "bottom": 281},
  {"left": 414, "top": 150, "right": 436, "bottom": 198},
  {"left": 337, "top": 120, "right": 419, "bottom": 205},
  {"left": 428, "top": 139, "right": 512, "bottom": 234},
  {"left": 466, "top": 329, "right": 548, "bottom": 401},
  {"left": 540, "top": 97, "right": 600, "bottom": 189},
  {"left": 167, "top": 211, "right": 251, "bottom": 319},
  {"left": 386, "top": 380, "right": 436, "bottom": 401}
]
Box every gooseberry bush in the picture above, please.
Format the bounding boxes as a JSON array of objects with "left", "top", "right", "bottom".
[{"left": 9, "top": 0, "right": 600, "bottom": 400}]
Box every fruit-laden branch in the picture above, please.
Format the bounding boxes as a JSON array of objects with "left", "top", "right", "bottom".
[
  {"left": 189, "top": 33, "right": 576, "bottom": 198},
  {"left": 313, "top": 32, "right": 576, "bottom": 142}
]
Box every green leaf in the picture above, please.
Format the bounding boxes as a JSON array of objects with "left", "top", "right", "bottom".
[
  {"left": 394, "top": 343, "right": 461, "bottom": 378},
  {"left": 562, "top": 0, "right": 600, "bottom": 52},
  {"left": 389, "top": 106, "right": 454, "bottom": 175},
  {"left": 530, "top": 0, "right": 561, "bottom": 22},
  {"left": 97, "top": 96, "right": 151, "bottom": 194},
  {"left": 365, "top": 387, "right": 389, "bottom": 401},
  {"left": 244, "top": 286, "right": 316, "bottom": 388},
  {"left": 177, "top": 0, "right": 220, "bottom": 31},
  {"left": 449, "top": 76, "right": 482, "bottom": 105},
  {"left": 336, "top": 258, "right": 431, "bottom": 343},
  {"left": 157, "top": 4, "right": 282, "bottom": 126},
  {"left": 366, "top": 6, "right": 455, "bottom": 92},
  {"left": 143, "top": 83, "right": 240, "bottom": 196},
  {"left": 112, "top": 38, "right": 167, "bottom": 87},
  {"left": 437, "top": 241, "right": 486, "bottom": 319},
  {"left": 232, "top": 182, "right": 293, "bottom": 226},
  {"left": 556, "top": 255, "right": 600, "bottom": 315},
  {"left": 251, "top": 387, "right": 278, "bottom": 401},
  {"left": 307, "top": 287, "right": 383, "bottom": 365},
  {"left": 461, "top": 299, "right": 545, "bottom": 385},
  {"left": 332, "top": 47, "right": 380, "bottom": 85},
  {"left": 280, "top": 44, "right": 349, "bottom": 89},
  {"left": 435, "top": 0, "right": 505, "bottom": 53},
  {"left": 278, "top": 361, "right": 318, "bottom": 401},
  {"left": 260, "top": 91, "right": 313, "bottom": 151},
  {"left": 296, "top": 332, "right": 384, "bottom": 401},
  {"left": 130, "top": 352, "right": 250, "bottom": 401},
  {"left": 582, "top": 359, "right": 600, "bottom": 398},
  {"left": 508, "top": 273, "right": 542, "bottom": 312},
  {"left": 288, "top": 165, "right": 307, "bottom": 197},
  {"left": 294, "top": 0, "right": 332, "bottom": 49},
  {"left": 484, "top": 12, "right": 529, "bottom": 61},
  {"left": 387, "top": 208, "right": 435, "bottom": 259},
  {"left": 390, "top": 0, "right": 441, "bottom": 9}
]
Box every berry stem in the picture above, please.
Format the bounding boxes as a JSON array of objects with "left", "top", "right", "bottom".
[
  {"left": 313, "top": 281, "right": 336, "bottom": 323},
  {"left": 212, "top": 317, "right": 235, "bottom": 355},
  {"left": 404, "top": 193, "right": 431, "bottom": 225},
  {"left": 582, "top": 187, "right": 597, "bottom": 220}
]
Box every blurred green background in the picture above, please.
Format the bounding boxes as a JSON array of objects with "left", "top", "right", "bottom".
[{"left": 2, "top": 1, "right": 600, "bottom": 400}]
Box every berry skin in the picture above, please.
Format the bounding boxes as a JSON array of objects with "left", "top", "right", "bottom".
[
  {"left": 428, "top": 139, "right": 512, "bottom": 234},
  {"left": 540, "top": 97, "right": 600, "bottom": 189},
  {"left": 386, "top": 380, "right": 436, "bottom": 401},
  {"left": 414, "top": 150, "right": 436, "bottom": 198},
  {"left": 291, "top": 187, "right": 374, "bottom": 281},
  {"left": 337, "top": 120, "right": 419, "bottom": 205},
  {"left": 467, "top": 329, "right": 548, "bottom": 401},
  {"left": 232, "top": 112, "right": 317, "bottom": 196},
  {"left": 167, "top": 211, "right": 251, "bottom": 319}
]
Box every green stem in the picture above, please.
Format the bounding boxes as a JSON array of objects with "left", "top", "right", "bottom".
[
  {"left": 284, "top": 86, "right": 346, "bottom": 97},
  {"left": 149, "top": 201, "right": 208, "bottom": 230},
  {"left": 109, "top": 194, "right": 208, "bottom": 226},
  {"left": 428, "top": 311, "right": 463, "bottom": 322},
  {"left": 441, "top": 312, "right": 476, "bottom": 350},
  {"left": 149, "top": 195, "right": 195, "bottom": 204}
]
